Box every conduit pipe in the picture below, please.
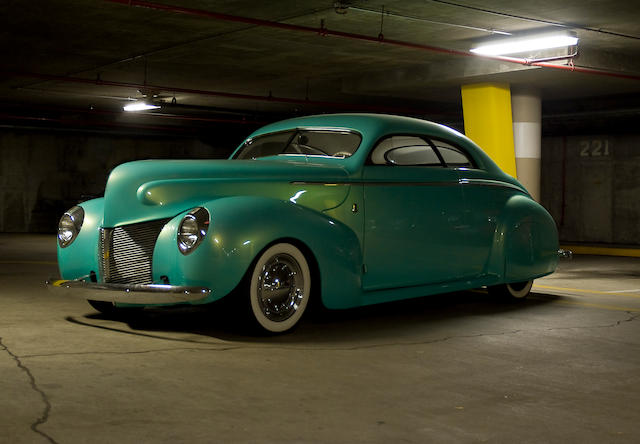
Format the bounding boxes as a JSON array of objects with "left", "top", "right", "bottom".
[
  {"left": 0, "top": 113, "right": 197, "bottom": 133},
  {"left": 7, "top": 70, "right": 441, "bottom": 116},
  {"left": 33, "top": 104, "right": 267, "bottom": 125},
  {"left": 0, "top": 104, "right": 271, "bottom": 132},
  {"left": 103, "top": 0, "right": 640, "bottom": 82}
]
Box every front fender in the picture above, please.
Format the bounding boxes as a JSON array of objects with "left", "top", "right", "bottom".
[
  {"left": 57, "top": 198, "right": 104, "bottom": 280},
  {"left": 152, "top": 196, "right": 363, "bottom": 308}
]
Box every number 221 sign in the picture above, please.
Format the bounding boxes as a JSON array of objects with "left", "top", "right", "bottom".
[{"left": 580, "top": 139, "right": 610, "bottom": 157}]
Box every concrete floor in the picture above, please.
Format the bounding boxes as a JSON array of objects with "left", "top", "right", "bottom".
[{"left": 1, "top": 234, "right": 640, "bottom": 444}]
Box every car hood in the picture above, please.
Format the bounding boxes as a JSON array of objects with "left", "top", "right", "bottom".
[{"left": 102, "top": 158, "right": 351, "bottom": 227}]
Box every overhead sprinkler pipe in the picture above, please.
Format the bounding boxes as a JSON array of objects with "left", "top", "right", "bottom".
[
  {"left": 103, "top": 0, "right": 640, "bottom": 81},
  {"left": 103, "top": 0, "right": 473, "bottom": 58}
]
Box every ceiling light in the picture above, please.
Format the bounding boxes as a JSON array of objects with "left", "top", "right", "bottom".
[
  {"left": 471, "top": 32, "right": 578, "bottom": 56},
  {"left": 123, "top": 101, "right": 161, "bottom": 112}
]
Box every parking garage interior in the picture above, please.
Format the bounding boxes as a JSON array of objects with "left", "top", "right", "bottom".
[{"left": 1, "top": 1, "right": 639, "bottom": 443}]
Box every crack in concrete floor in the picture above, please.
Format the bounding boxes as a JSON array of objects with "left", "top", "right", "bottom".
[
  {"left": 546, "top": 312, "right": 639, "bottom": 330},
  {"left": 0, "top": 337, "right": 58, "bottom": 444},
  {"left": 1, "top": 312, "right": 637, "bottom": 444},
  {"left": 15, "top": 312, "right": 639, "bottom": 359}
]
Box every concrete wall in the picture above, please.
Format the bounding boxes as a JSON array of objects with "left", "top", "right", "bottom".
[
  {"left": 0, "top": 130, "right": 240, "bottom": 233},
  {"left": 2, "top": 128, "right": 638, "bottom": 247},
  {"left": 541, "top": 135, "right": 640, "bottom": 246}
]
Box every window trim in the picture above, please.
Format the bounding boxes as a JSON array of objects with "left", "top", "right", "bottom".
[{"left": 429, "top": 137, "right": 477, "bottom": 169}]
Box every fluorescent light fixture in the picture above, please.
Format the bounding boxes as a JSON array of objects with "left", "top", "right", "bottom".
[
  {"left": 123, "top": 101, "right": 161, "bottom": 112},
  {"left": 471, "top": 32, "right": 578, "bottom": 56}
]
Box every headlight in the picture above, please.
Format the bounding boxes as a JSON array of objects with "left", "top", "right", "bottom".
[
  {"left": 177, "top": 207, "right": 210, "bottom": 255},
  {"left": 57, "top": 206, "right": 85, "bottom": 248}
]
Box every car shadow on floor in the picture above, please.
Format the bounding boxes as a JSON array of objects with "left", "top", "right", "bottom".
[{"left": 69, "top": 290, "right": 562, "bottom": 345}]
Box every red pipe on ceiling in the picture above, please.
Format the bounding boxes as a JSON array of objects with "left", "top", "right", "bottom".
[{"left": 104, "top": 0, "right": 640, "bottom": 82}]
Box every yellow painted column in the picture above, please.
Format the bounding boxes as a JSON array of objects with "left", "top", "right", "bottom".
[{"left": 461, "top": 83, "right": 517, "bottom": 177}]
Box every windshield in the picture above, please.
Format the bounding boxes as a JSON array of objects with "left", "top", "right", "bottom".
[{"left": 234, "top": 129, "right": 362, "bottom": 160}]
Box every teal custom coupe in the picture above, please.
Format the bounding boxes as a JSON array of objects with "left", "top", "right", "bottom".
[{"left": 49, "top": 114, "right": 558, "bottom": 333}]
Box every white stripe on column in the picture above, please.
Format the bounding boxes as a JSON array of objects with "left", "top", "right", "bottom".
[{"left": 513, "top": 121, "right": 541, "bottom": 159}]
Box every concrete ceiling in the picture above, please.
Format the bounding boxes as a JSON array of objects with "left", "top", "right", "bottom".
[{"left": 2, "top": 0, "right": 639, "bottom": 134}]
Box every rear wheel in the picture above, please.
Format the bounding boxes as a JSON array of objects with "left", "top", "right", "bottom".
[
  {"left": 248, "top": 243, "right": 311, "bottom": 333},
  {"left": 488, "top": 280, "right": 533, "bottom": 299}
]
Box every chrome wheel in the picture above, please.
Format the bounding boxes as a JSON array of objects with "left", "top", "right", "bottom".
[
  {"left": 257, "top": 253, "right": 304, "bottom": 322},
  {"left": 249, "top": 243, "right": 311, "bottom": 333}
]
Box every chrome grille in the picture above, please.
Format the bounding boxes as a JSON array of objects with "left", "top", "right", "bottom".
[{"left": 99, "top": 219, "right": 169, "bottom": 284}]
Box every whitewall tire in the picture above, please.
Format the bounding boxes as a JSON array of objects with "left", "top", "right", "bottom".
[
  {"left": 248, "top": 243, "right": 311, "bottom": 333},
  {"left": 489, "top": 280, "right": 533, "bottom": 299}
]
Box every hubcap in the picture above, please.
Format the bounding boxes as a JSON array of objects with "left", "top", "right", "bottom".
[{"left": 257, "top": 253, "right": 304, "bottom": 322}]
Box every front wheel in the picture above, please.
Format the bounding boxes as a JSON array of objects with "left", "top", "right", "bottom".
[
  {"left": 88, "top": 300, "right": 142, "bottom": 316},
  {"left": 248, "top": 243, "right": 311, "bottom": 333},
  {"left": 488, "top": 280, "right": 533, "bottom": 299}
]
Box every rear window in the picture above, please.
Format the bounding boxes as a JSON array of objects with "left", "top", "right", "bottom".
[
  {"left": 369, "top": 135, "right": 476, "bottom": 169},
  {"left": 371, "top": 136, "right": 443, "bottom": 167}
]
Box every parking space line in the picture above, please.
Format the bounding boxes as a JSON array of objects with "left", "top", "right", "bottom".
[
  {"left": 534, "top": 284, "right": 640, "bottom": 299},
  {"left": 530, "top": 295, "right": 639, "bottom": 312}
]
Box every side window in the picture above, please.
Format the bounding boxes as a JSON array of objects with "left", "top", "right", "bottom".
[
  {"left": 370, "top": 136, "right": 443, "bottom": 167},
  {"left": 234, "top": 130, "right": 361, "bottom": 159},
  {"left": 235, "top": 131, "right": 295, "bottom": 159},
  {"left": 432, "top": 139, "right": 474, "bottom": 168},
  {"left": 286, "top": 130, "right": 361, "bottom": 157}
]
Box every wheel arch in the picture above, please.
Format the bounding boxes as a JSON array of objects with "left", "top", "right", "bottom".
[
  {"left": 272, "top": 237, "right": 323, "bottom": 310},
  {"left": 171, "top": 195, "right": 362, "bottom": 308}
]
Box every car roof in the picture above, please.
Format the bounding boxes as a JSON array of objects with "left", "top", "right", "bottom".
[
  {"left": 248, "top": 113, "right": 461, "bottom": 141},
  {"left": 240, "top": 113, "right": 507, "bottom": 177}
]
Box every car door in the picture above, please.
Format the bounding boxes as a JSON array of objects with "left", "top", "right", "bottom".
[{"left": 361, "top": 135, "right": 470, "bottom": 291}]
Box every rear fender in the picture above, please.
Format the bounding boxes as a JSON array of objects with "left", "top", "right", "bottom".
[{"left": 489, "top": 195, "right": 559, "bottom": 283}]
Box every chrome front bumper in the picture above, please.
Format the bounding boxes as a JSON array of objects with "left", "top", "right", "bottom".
[{"left": 46, "top": 278, "right": 211, "bottom": 305}]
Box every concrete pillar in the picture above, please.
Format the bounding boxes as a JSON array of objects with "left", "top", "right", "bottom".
[
  {"left": 512, "top": 88, "right": 542, "bottom": 201},
  {"left": 460, "top": 83, "right": 517, "bottom": 177}
]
